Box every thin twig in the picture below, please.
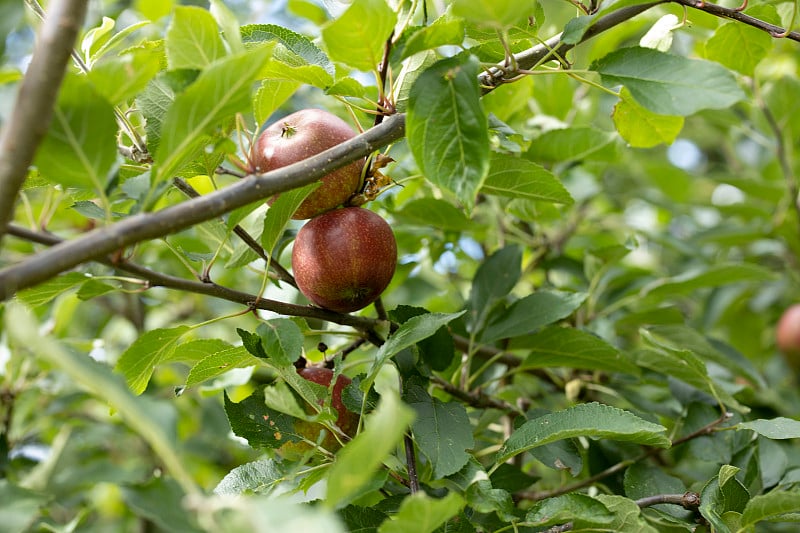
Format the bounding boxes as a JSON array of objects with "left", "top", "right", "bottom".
[
  {"left": 0, "top": 0, "right": 89, "bottom": 242},
  {"left": 672, "top": 0, "right": 800, "bottom": 41},
  {"left": 431, "top": 375, "right": 520, "bottom": 412},
  {"left": 636, "top": 491, "right": 701, "bottom": 510},
  {"left": 172, "top": 178, "right": 297, "bottom": 288},
  {"left": 404, "top": 433, "right": 420, "bottom": 493}
]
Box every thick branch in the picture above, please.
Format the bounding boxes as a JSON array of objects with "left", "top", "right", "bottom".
[
  {"left": 0, "top": 114, "right": 406, "bottom": 300},
  {"left": 0, "top": 0, "right": 88, "bottom": 242},
  {"left": 479, "top": 2, "right": 663, "bottom": 91}
]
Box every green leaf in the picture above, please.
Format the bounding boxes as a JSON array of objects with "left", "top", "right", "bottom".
[
  {"left": 407, "top": 55, "right": 489, "bottom": 211},
  {"left": 154, "top": 44, "right": 273, "bottom": 182},
  {"left": 324, "top": 76, "right": 368, "bottom": 98},
  {"left": 5, "top": 303, "right": 195, "bottom": 493},
  {"left": 451, "top": 0, "right": 533, "bottom": 29},
  {"left": 89, "top": 47, "right": 162, "bottom": 105},
  {"left": 325, "top": 392, "right": 415, "bottom": 510},
  {"left": 741, "top": 491, "right": 800, "bottom": 529},
  {"left": 165, "top": 6, "right": 226, "bottom": 69},
  {"left": 594, "top": 494, "right": 660, "bottom": 533},
  {"left": 165, "top": 338, "right": 234, "bottom": 365},
  {"left": 16, "top": 272, "right": 88, "bottom": 307},
  {"left": 377, "top": 492, "right": 465, "bottom": 533},
  {"left": 482, "top": 155, "right": 574, "bottom": 204},
  {"left": 406, "top": 385, "right": 474, "bottom": 479},
  {"left": 481, "top": 290, "right": 587, "bottom": 343},
  {"left": 641, "top": 263, "right": 776, "bottom": 300},
  {"left": 396, "top": 198, "right": 472, "bottom": 231},
  {"left": 738, "top": 418, "right": 800, "bottom": 440},
  {"left": 122, "top": 478, "right": 203, "bottom": 533},
  {"left": 34, "top": 74, "right": 117, "bottom": 190},
  {"left": 592, "top": 46, "right": 746, "bottom": 116},
  {"left": 401, "top": 15, "right": 465, "bottom": 59},
  {"left": 258, "top": 319, "right": 304, "bottom": 367},
  {"left": 210, "top": 0, "right": 244, "bottom": 53},
  {"left": 254, "top": 79, "right": 300, "bottom": 124},
  {"left": 699, "top": 470, "right": 750, "bottom": 532},
  {"left": 81, "top": 16, "right": 116, "bottom": 62},
  {"left": 515, "top": 326, "right": 639, "bottom": 375},
  {"left": 76, "top": 279, "right": 117, "bottom": 300},
  {"left": 241, "top": 23, "right": 333, "bottom": 76},
  {"left": 213, "top": 458, "right": 287, "bottom": 495},
  {"left": 390, "top": 306, "right": 456, "bottom": 371},
  {"left": 224, "top": 388, "right": 301, "bottom": 450},
  {"left": 237, "top": 328, "right": 267, "bottom": 359},
  {"left": 115, "top": 327, "right": 190, "bottom": 394},
  {"left": 703, "top": 5, "right": 776, "bottom": 77},
  {"left": 469, "top": 245, "right": 522, "bottom": 331},
  {"left": 624, "top": 462, "right": 686, "bottom": 517},
  {"left": 526, "top": 126, "right": 616, "bottom": 163},
  {"left": 367, "top": 311, "right": 465, "bottom": 385},
  {"left": 0, "top": 480, "right": 48, "bottom": 533},
  {"left": 497, "top": 402, "right": 670, "bottom": 463},
  {"left": 635, "top": 339, "right": 746, "bottom": 412},
  {"left": 185, "top": 346, "right": 260, "bottom": 387},
  {"left": 612, "top": 87, "right": 683, "bottom": 148},
  {"left": 525, "top": 493, "right": 614, "bottom": 528},
  {"left": 339, "top": 506, "right": 389, "bottom": 532},
  {"left": 321, "top": 0, "right": 397, "bottom": 73},
  {"left": 393, "top": 50, "right": 437, "bottom": 112},
  {"left": 261, "top": 183, "right": 320, "bottom": 253},
  {"left": 644, "top": 324, "right": 764, "bottom": 388},
  {"left": 136, "top": 70, "right": 198, "bottom": 156}
]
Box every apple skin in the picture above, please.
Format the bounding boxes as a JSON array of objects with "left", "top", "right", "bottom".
[
  {"left": 777, "top": 304, "right": 800, "bottom": 369},
  {"left": 278, "top": 367, "right": 358, "bottom": 458},
  {"left": 250, "top": 109, "right": 364, "bottom": 220},
  {"left": 292, "top": 207, "right": 397, "bottom": 313}
]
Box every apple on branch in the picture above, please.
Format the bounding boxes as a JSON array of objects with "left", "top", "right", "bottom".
[{"left": 249, "top": 108, "right": 365, "bottom": 219}]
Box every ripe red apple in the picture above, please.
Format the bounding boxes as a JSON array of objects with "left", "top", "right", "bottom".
[
  {"left": 278, "top": 367, "right": 358, "bottom": 458},
  {"left": 292, "top": 207, "right": 396, "bottom": 313},
  {"left": 777, "top": 304, "right": 800, "bottom": 369},
  {"left": 249, "top": 108, "right": 364, "bottom": 219}
]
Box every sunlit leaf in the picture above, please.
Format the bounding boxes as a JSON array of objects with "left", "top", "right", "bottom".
[
  {"left": 115, "top": 326, "right": 190, "bottom": 394},
  {"left": 321, "top": 0, "right": 396, "bottom": 73},
  {"left": 592, "top": 46, "right": 746, "bottom": 116},
  {"left": 497, "top": 402, "right": 670, "bottom": 463},
  {"left": 407, "top": 55, "right": 489, "bottom": 211},
  {"left": 325, "top": 392, "right": 415, "bottom": 510},
  {"left": 165, "top": 6, "right": 226, "bottom": 69}
]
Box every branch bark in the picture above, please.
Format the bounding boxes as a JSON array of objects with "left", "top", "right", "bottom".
[{"left": 0, "top": 0, "right": 88, "bottom": 243}]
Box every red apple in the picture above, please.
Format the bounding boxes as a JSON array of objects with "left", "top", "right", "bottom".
[
  {"left": 777, "top": 304, "right": 800, "bottom": 369},
  {"left": 292, "top": 207, "right": 396, "bottom": 313},
  {"left": 249, "top": 108, "right": 364, "bottom": 219},
  {"left": 278, "top": 367, "right": 358, "bottom": 458}
]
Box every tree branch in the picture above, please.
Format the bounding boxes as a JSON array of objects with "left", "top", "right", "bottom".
[
  {"left": 673, "top": 0, "right": 800, "bottom": 41},
  {"left": 479, "top": 2, "right": 663, "bottom": 91},
  {"left": 171, "top": 178, "right": 297, "bottom": 288},
  {"left": 0, "top": 114, "right": 406, "bottom": 300},
  {"left": 0, "top": 0, "right": 88, "bottom": 243},
  {"left": 636, "top": 491, "right": 701, "bottom": 510},
  {"left": 5, "top": 223, "right": 387, "bottom": 339}
]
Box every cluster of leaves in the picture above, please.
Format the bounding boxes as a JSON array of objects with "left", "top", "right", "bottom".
[{"left": 3, "top": 0, "right": 800, "bottom": 531}]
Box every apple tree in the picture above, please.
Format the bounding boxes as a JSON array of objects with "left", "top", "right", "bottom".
[{"left": 2, "top": 0, "right": 800, "bottom": 531}]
